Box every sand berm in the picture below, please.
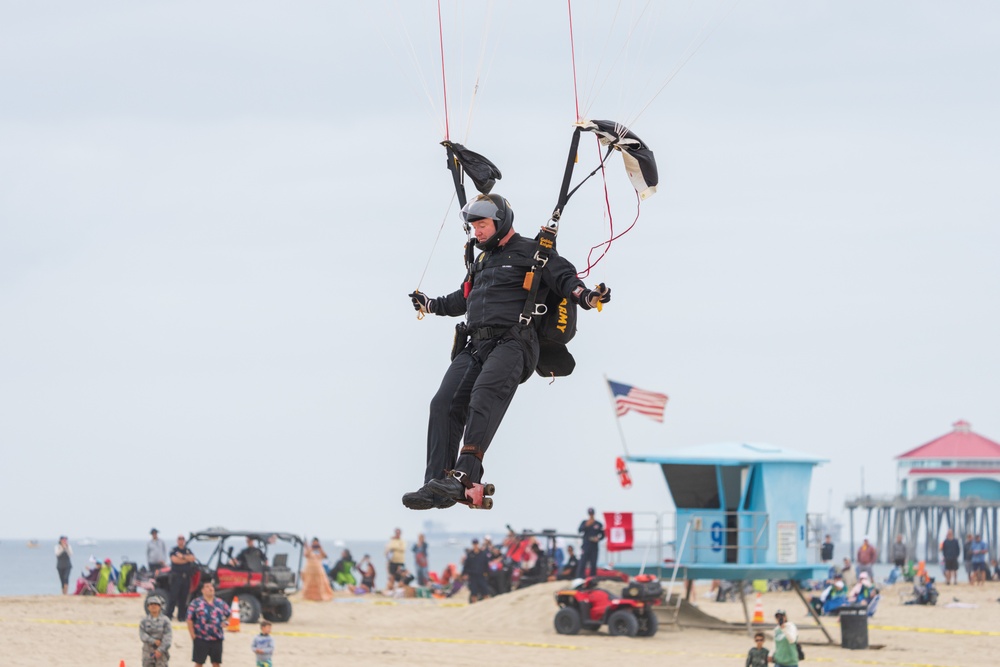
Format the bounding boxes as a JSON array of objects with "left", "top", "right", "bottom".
[{"left": 1, "top": 580, "right": 998, "bottom": 666}]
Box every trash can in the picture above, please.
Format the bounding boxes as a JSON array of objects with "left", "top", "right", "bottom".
[{"left": 839, "top": 605, "right": 869, "bottom": 650}]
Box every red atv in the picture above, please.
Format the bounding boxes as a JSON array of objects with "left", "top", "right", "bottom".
[{"left": 553, "top": 575, "right": 662, "bottom": 637}]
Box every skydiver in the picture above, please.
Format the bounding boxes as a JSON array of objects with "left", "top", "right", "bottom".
[{"left": 402, "top": 193, "right": 611, "bottom": 509}]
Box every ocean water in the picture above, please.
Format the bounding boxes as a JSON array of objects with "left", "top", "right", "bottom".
[{"left": 0, "top": 538, "right": 475, "bottom": 597}]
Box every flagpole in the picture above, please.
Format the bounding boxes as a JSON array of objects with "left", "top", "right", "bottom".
[{"left": 603, "top": 373, "right": 631, "bottom": 458}]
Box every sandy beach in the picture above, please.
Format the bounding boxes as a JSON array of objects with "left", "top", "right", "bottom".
[{"left": 2, "top": 580, "right": 999, "bottom": 666}]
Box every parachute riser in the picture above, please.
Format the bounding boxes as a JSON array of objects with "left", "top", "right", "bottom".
[{"left": 441, "top": 143, "right": 475, "bottom": 287}]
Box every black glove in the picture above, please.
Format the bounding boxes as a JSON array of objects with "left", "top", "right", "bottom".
[
  {"left": 577, "top": 283, "right": 611, "bottom": 310},
  {"left": 409, "top": 290, "right": 435, "bottom": 314}
]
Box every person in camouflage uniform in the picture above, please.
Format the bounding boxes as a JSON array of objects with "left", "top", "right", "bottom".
[{"left": 139, "top": 595, "right": 172, "bottom": 666}]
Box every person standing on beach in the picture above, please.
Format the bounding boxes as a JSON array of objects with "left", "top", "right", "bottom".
[
  {"left": 139, "top": 595, "right": 172, "bottom": 667},
  {"left": 187, "top": 581, "right": 230, "bottom": 667},
  {"left": 301, "top": 537, "right": 334, "bottom": 601},
  {"left": 576, "top": 508, "right": 605, "bottom": 578},
  {"left": 746, "top": 631, "right": 769, "bottom": 667},
  {"left": 970, "top": 533, "right": 989, "bottom": 585},
  {"left": 940, "top": 529, "right": 961, "bottom": 585},
  {"left": 147, "top": 529, "right": 168, "bottom": 572},
  {"left": 963, "top": 533, "right": 974, "bottom": 583},
  {"left": 55, "top": 536, "right": 72, "bottom": 595},
  {"left": 820, "top": 534, "right": 834, "bottom": 564},
  {"left": 890, "top": 534, "right": 907, "bottom": 570},
  {"left": 385, "top": 528, "right": 406, "bottom": 591},
  {"left": 412, "top": 534, "right": 430, "bottom": 587},
  {"left": 770, "top": 609, "right": 799, "bottom": 667},
  {"left": 251, "top": 620, "right": 275, "bottom": 667},
  {"left": 462, "top": 538, "right": 491, "bottom": 603},
  {"left": 856, "top": 537, "right": 877, "bottom": 581},
  {"left": 166, "top": 535, "right": 196, "bottom": 622}
]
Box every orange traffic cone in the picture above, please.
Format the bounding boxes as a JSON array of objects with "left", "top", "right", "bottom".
[
  {"left": 119, "top": 661, "right": 126, "bottom": 667},
  {"left": 227, "top": 596, "right": 240, "bottom": 632},
  {"left": 752, "top": 592, "right": 765, "bottom": 624}
]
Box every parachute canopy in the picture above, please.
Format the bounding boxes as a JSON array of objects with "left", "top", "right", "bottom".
[{"left": 579, "top": 120, "right": 658, "bottom": 201}]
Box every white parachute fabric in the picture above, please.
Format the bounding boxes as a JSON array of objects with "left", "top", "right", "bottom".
[{"left": 580, "top": 119, "right": 658, "bottom": 200}]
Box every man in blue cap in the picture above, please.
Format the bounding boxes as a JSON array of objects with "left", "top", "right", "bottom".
[{"left": 576, "top": 507, "right": 605, "bottom": 578}]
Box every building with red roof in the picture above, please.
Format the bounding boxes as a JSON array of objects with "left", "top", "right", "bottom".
[{"left": 896, "top": 420, "right": 1000, "bottom": 501}]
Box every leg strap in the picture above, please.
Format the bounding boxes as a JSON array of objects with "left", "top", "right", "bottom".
[
  {"left": 461, "top": 445, "right": 484, "bottom": 461},
  {"left": 444, "top": 469, "right": 474, "bottom": 489}
]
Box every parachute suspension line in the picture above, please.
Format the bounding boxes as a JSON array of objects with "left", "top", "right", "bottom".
[
  {"left": 579, "top": 190, "right": 642, "bottom": 280},
  {"left": 436, "top": 0, "right": 452, "bottom": 141},
  {"left": 579, "top": 0, "right": 624, "bottom": 119},
  {"left": 416, "top": 191, "right": 458, "bottom": 292},
  {"left": 566, "top": 0, "right": 582, "bottom": 121},
  {"left": 578, "top": 1, "right": 655, "bottom": 122},
  {"left": 462, "top": 0, "right": 499, "bottom": 144},
  {"left": 628, "top": 0, "right": 741, "bottom": 128},
  {"left": 379, "top": 0, "right": 446, "bottom": 138},
  {"left": 578, "top": 135, "right": 616, "bottom": 280}
]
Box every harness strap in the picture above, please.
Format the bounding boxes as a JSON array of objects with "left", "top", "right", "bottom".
[
  {"left": 518, "top": 226, "right": 557, "bottom": 327},
  {"left": 468, "top": 257, "right": 534, "bottom": 276},
  {"left": 469, "top": 326, "right": 510, "bottom": 341}
]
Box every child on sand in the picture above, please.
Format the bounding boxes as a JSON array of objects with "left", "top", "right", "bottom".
[
  {"left": 251, "top": 620, "right": 275, "bottom": 667},
  {"left": 139, "top": 595, "right": 172, "bottom": 667},
  {"left": 745, "top": 631, "right": 768, "bottom": 667}
]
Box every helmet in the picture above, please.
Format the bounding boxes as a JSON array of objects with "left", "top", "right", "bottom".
[
  {"left": 461, "top": 194, "right": 514, "bottom": 251},
  {"left": 147, "top": 595, "right": 164, "bottom": 607}
]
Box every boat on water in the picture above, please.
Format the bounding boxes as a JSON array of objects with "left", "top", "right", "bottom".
[
  {"left": 78, "top": 538, "right": 98, "bottom": 546},
  {"left": 26, "top": 540, "right": 39, "bottom": 548}
]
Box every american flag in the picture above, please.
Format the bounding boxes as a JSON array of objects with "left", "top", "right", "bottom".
[{"left": 608, "top": 380, "right": 668, "bottom": 422}]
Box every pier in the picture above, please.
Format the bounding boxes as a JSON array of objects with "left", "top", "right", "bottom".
[{"left": 844, "top": 494, "right": 1000, "bottom": 564}]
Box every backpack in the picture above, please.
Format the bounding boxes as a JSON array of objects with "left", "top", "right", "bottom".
[
  {"left": 796, "top": 642, "right": 805, "bottom": 661},
  {"left": 533, "top": 290, "right": 577, "bottom": 378}
]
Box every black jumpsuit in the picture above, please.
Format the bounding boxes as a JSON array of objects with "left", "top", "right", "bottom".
[{"left": 425, "top": 233, "right": 585, "bottom": 484}]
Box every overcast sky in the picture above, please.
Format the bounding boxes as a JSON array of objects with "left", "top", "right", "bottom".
[{"left": 2, "top": 1, "right": 998, "bottom": 543}]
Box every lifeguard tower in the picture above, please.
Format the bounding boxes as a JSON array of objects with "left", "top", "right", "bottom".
[{"left": 628, "top": 441, "right": 832, "bottom": 639}]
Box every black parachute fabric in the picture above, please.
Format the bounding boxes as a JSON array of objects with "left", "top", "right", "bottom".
[
  {"left": 441, "top": 140, "right": 502, "bottom": 195},
  {"left": 579, "top": 119, "right": 658, "bottom": 200}
]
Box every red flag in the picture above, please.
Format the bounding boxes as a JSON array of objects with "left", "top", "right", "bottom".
[{"left": 604, "top": 512, "right": 634, "bottom": 552}]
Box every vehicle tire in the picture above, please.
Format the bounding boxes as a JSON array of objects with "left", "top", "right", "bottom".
[
  {"left": 263, "top": 598, "right": 293, "bottom": 623},
  {"left": 637, "top": 609, "right": 659, "bottom": 637},
  {"left": 237, "top": 593, "right": 262, "bottom": 623},
  {"left": 607, "top": 609, "right": 639, "bottom": 637},
  {"left": 146, "top": 588, "right": 171, "bottom": 614},
  {"left": 554, "top": 607, "right": 582, "bottom": 635}
]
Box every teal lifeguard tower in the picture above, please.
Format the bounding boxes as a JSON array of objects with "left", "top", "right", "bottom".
[
  {"left": 628, "top": 441, "right": 833, "bottom": 639},
  {"left": 630, "top": 441, "right": 828, "bottom": 580}
]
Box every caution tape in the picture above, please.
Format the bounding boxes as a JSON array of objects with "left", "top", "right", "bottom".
[
  {"left": 368, "top": 635, "right": 583, "bottom": 650},
  {"left": 869, "top": 624, "right": 1000, "bottom": 637},
  {"left": 0, "top": 616, "right": 985, "bottom": 664}
]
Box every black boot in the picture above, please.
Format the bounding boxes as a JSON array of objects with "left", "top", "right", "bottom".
[
  {"left": 401, "top": 482, "right": 456, "bottom": 510},
  {"left": 426, "top": 471, "right": 471, "bottom": 504}
]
